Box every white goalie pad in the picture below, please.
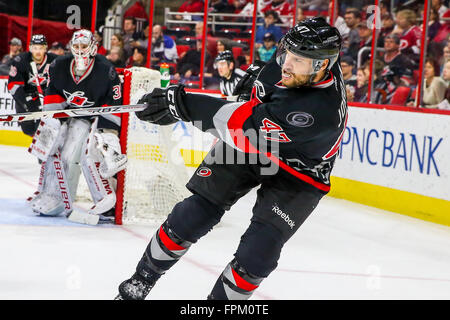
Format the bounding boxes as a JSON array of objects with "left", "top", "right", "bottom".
[
  {"left": 30, "top": 118, "right": 91, "bottom": 216},
  {"left": 28, "top": 118, "right": 67, "bottom": 161},
  {"left": 80, "top": 120, "right": 117, "bottom": 215}
]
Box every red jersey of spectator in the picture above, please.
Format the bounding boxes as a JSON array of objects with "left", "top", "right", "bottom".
[
  {"left": 178, "top": 0, "right": 204, "bottom": 13},
  {"left": 261, "top": 0, "right": 291, "bottom": 17},
  {"left": 399, "top": 25, "right": 422, "bottom": 54},
  {"left": 124, "top": 1, "right": 149, "bottom": 20}
]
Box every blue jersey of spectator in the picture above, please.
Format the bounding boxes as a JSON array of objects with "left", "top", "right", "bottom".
[{"left": 255, "top": 10, "right": 283, "bottom": 44}]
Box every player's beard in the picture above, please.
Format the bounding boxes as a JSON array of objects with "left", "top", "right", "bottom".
[{"left": 281, "top": 70, "right": 311, "bottom": 88}]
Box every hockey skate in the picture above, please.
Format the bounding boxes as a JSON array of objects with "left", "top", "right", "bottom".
[{"left": 115, "top": 273, "right": 155, "bottom": 300}]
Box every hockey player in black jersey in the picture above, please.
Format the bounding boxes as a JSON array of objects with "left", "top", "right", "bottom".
[
  {"left": 28, "top": 29, "right": 127, "bottom": 221},
  {"left": 116, "top": 17, "right": 347, "bottom": 300},
  {"left": 7, "top": 34, "right": 57, "bottom": 136},
  {"left": 214, "top": 50, "right": 246, "bottom": 97}
]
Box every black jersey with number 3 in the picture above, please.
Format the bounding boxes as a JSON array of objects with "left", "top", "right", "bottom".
[
  {"left": 44, "top": 54, "right": 123, "bottom": 130},
  {"left": 182, "top": 59, "right": 348, "bottom": 193}
]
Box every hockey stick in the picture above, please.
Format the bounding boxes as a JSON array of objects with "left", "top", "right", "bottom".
[
  {"left": 30, "top": 61, "right": 44, "bottom": 106},
  {"left": 0, "top": 104, "right": 146, "bottom": 123}
]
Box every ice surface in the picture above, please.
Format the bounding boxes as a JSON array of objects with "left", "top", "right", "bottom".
[{"left": 0, "top": 145, "right": 449, "bottom": 299}]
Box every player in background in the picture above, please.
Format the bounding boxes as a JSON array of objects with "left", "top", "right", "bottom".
[
  {"left": 7, "top": 34, "right": 57, "bottom": 137},
  {"left": 28, "top": 29, "right": 127, "bottom": 222},
  {"left": 116, "top": 17, "right": 347, "bottom": 300},
  {"left": 214, "top": 50, "right": 246, "bottom": 97}
]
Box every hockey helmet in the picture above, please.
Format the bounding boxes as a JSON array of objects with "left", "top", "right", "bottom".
[
  {"left": 276, "top": 17, "right": 342, "bottom": 76},
  {"left": 70, "top": 29, "right": 98, "bottom": 72},
  {"left": 214, "top": 50, "right": 235, "bottom": 69},
  {"left": 30, "top": 34, "right": 47, "bottom": 46}
]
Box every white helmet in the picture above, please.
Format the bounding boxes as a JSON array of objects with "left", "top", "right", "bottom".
[{"left": 70, "top": 29, "right": 98, "bottom": 73}]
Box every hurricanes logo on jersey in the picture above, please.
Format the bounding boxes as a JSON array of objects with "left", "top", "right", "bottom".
[
  {"left": 28, "top": 72, "right": 47, "bottom": 87},
  {"left": 63, "top": 90, "right": 95, "bottom": 108}
]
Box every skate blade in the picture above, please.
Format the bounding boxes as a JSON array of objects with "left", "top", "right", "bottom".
[{"left": 68, "top": 210, "right": 100, "bottom": 226}]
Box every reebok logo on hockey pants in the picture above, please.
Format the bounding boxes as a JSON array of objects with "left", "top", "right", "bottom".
[{"left": 272, "top": 205, "right": 295, "bottom": 229}]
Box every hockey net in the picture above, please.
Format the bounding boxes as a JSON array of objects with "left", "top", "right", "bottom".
[
  {"left": 113, "top": 67, "right": 193, "bottom": 225},
  {"left": 75, "top": 67, "right": 215, "bottom": 225}
]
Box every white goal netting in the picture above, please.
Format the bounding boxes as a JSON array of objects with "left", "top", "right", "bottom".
[{"left": 77, "top": 67, "right": 212, "bottom": 225}]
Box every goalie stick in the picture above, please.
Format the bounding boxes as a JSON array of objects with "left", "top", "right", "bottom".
[{"left": 0, "top": 104, "right": 146, "bottom": 123}]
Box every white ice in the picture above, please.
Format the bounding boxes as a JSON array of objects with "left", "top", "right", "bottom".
[{"left": 0, "top": 144, "right": 449, "bottom": 300}]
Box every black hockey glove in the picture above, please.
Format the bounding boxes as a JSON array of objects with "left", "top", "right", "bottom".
[
  {"left": 232, "top": 60, "right": 266, "bottom": 101},
  {"left": 25, "top": 95, "right": 41, "bottom": 112},
  {"left": 136, "top": 85, "right": 191, "bottom": 125}
]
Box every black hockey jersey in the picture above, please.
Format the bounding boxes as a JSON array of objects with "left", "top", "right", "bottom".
[
  {"left": 7, "top": 51, "right": 57, "bottom": 112},
  {"left": 183, "top": 59, "right": 348, "bottom": 193},
  {"left": 44, "top": 54, "right": 123, "bottom": 130},
  {"left": 219, "top": 68, "right": 246, "bottom": 97}
]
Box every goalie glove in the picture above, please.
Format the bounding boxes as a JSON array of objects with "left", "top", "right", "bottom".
[
  {"left": 94, "top": 132, "right": 128, "bottom": 179},
  {"left": 232, "top": 60, "right": 266, "bottom": 102},
  {"left": 135, "top": 85, "right": 191, "bottom": 125}
]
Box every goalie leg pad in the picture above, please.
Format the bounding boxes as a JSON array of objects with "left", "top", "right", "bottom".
[
  {"left": 80, "top": 124, "right": 117, "bottom": 215},
  {"left": 60, "top": 118, "right": 91, "bottom": 201},
  {"left": 28, "top": 118, "right": 67, "bottom": 162},
  {"left": 30, "top": 158, "right": 66, "bottom": 216}
]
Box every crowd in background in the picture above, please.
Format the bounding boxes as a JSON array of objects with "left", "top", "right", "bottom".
[{"left": 1, "top": 0, "right": 449, "bottom": 110}]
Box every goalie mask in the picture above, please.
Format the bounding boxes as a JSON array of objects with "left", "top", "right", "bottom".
[
  {"left": 70, "top": 29, "right": 98, "bottom": 74},
  {"left": 276, "top": 17, "right": 341, "bottom": 86}
]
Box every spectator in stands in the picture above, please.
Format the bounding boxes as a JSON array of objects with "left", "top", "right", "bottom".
[
  {"left": 423, "top": 8, "right": 441, "bottom": 43},
  {"left": 210, "top": 0, "right": 233, "bottom": 13},
  {"left": 356, "top": 22, "right": 373, "bottom": 67},
  {"left": 94, "top": 30, "right": 107, "bottom": 56},
  {"left": 48, "top": 42, "right": 66, "bottom": 56},
  {"left": 149, "top": 24, "right": 178, "bottom": 65},
  {"left": 440, "top": 43, "right": 450, "bottom": 77},
  {"left": 174, "top": 39, "right": 213, "bottom": 81},
  {"left": 299, "top": 0, "right": 328, "bottom": 11},
  {"left": 1, "top": 37, "right": 22, "bottom": 66},
  {"left": 326, "top": 0, "right": 349, "bottom": 39},
  {"left": 122, "top": 17, "right": 142, "bottom": 59},
  {"left": 435, "top": 60, "right": 450, "bottom": 109},
  {"left": 432, "top": 0, "right": 448, "bottom": 18},
  {"left": 216, "top": 39, "right": 232, "bottom": 54},
  {"left": 194, "top": 21, "right": 204, "bottom": 38},
  {"left": 129, "top": 46, "right": 147, "bottom": 68},
  {"left": 257, "top": 33, "right": 277, "bottom": 62},
  {"left": 230, "top": 0, "right": 248, "bottom": 14},
  {"left": 261, "top": 0, "right": 291, "bottom": 24},
  {"left": 379, "top": 13, "right": 395, "bottom": 46},
  {"left": 392, "top": 9, "right": 421, "bottom": 64},
  {"left": 255, "top": 10, "right": 283, "bottom": 49},
  {"left": 106, "top": 47, "right": 126, "bottom": 68},
  {"left": 111, "top": 33, "right": 127, "bottom": 61},
  {"left": 176, "top": 0, "right": 204, "bottom": 21},
  {"left": 296, "top": 7, "right": 306, "bottom": 22},
  {"left": 239, "top": 0, "right": 272, "bottom": 16},
  {"left": 382, "top": 34, "right": 415, "bottom": 85},
  {"left": 340, "top": 56, "right": 357, "bottom": 88},
  {"left": 354, "top": 66, "right": 369, "bottom": 103},
  {"left": 422, "top": 58, "right": 447, "bottom": 108},
  {"left": 342, "top": 8, "right": 361, "bottom": 61}
]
